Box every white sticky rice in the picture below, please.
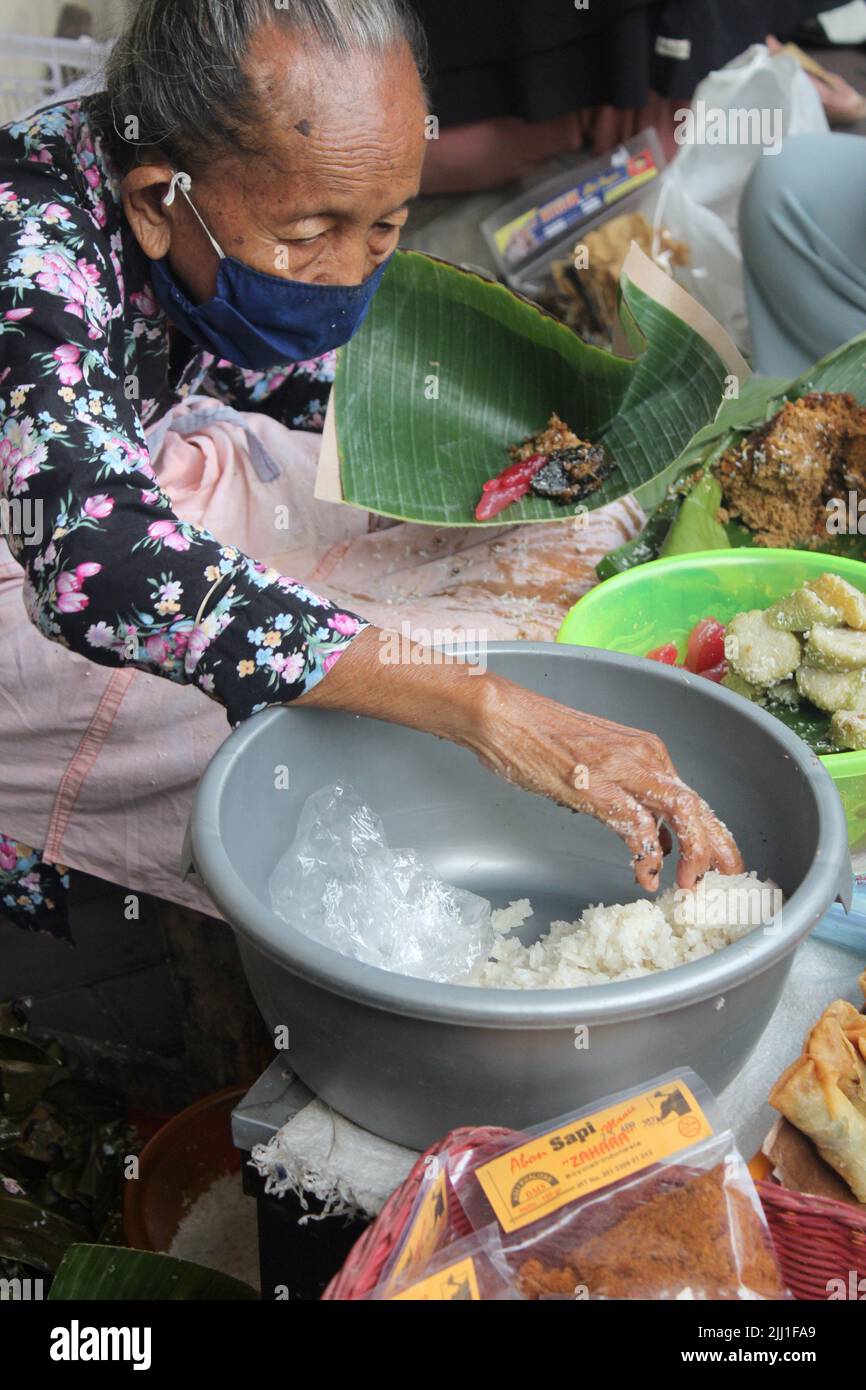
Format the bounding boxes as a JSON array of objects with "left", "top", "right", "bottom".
[{"left": 474, "top": 871, "right": 781, "bottom": 989}]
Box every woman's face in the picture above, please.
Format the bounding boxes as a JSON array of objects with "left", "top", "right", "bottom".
[{"left": 121, "top": 30, "right": 428, "bottom": 298}]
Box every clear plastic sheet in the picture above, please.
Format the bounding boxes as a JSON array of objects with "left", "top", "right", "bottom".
[
  {"left": 653, "top": 43, "right": 828, "bottom": 353},
  {"left": 269, "top": 783, "right": 493, "bottom": 982}
]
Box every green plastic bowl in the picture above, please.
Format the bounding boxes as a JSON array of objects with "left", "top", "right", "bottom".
[{"left": 558, "top": 549, "right": 866, "bottom": 852}]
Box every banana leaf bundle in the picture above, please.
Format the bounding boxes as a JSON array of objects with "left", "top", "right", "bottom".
[
  {"left": 324, "top": 247, "right": 746, "bottom": 526},
  {"left": 0, "top": 1000, "right": 129, "bottom": 1279},
  {"left": 599, "top": 333, "right": 866, "bottom": 579}
]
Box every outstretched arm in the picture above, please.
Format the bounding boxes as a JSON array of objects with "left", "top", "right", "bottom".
[{"left": 298, "top": 628, "right": 744, "bottom": 890}]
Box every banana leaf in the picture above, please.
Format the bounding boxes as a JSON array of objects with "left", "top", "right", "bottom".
[
  {"left": 597, "top": 330, "right": 866, "bottom": 577},
  {"left": 596, "top": 494, "right": 680, "bottom": 582},
  {"left": 0, "top": 1190, "right": 89, "bottom": 1273},
  {"left": 659, "top": 474, "right": 729, "bottom": 557},
  {"left": 48, "top": 1244, "right": 258, "bottom": 1301},
  {"left": 332, "top": 251, "right": 737, "bottom": 525},
  {"left": 0, "top": 1035, "right": 62, "bottom": 1116},
  {"left": 1, "top": 1000, "right": 129, "bottom": 1278}
]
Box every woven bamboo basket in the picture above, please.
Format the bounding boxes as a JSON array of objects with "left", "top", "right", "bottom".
[
  {"left": 322, "top": 1131, "right": 866, "bottom": 1300},
  {"left": 757, "top": 1180, "right": 866, "bottom": 1301}
]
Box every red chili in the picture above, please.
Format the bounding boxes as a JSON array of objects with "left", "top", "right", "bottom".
[
  {"left": 646, "top": 643, "right": 679, "bottom": 665},
  {"left": 685, "top": 617, "right": 726, "bottom": 673},
  {"left": 475, "top": 480, "right": 533, "bottom": 521},
  {"left": 481, "top": 453, "right": 547, "bottom": 492},
  {"left": 475, "top": 453, "right": 548, "bottom": 520},
  {"left": 699, "top": 660, "right": 728, "bottom": 682}
]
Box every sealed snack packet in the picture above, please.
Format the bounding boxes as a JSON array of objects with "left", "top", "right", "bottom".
[
  {"left": 449, "top": 1071, "right": 789, "bottom": 1300},
  {"left": 376, "top": 1155, "right": 458, "bottom": 1294},
  {"left": 368, "top": 1226, "right": 520, "bottom": 1301}
]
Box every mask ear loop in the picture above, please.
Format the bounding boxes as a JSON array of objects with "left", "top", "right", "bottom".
[{"left": 163, "top": 171, "right": 226, "bottom": 261}]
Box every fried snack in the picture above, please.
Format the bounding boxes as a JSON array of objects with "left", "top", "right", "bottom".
[
  {"left": 763, "top": 1116, "right": 863, "bottom": 1206},
  {"left": 809, "top": 573, "right": 866, "bottom": 630},
  {"left": 766, "top": 586, "right": 844, "bottom": 633},
  {"left": 830, "top": 710, "right": 866, "bottom": 751},
  {"left": 543, "top": 213, "right": 689, "bottom": 344},
  {"left": 805, "top": 625, "right": 866, "bottom": 672},
  {"left": 767, "top": 679, "right": 800, "bottom": 709},
  {"left": 769, "top": 991, "right": 866, "bottom": 1203},
  {"left": 578, "top": 212, "right": 689, "bottom": 335},
  {"left": 795, "top": 664, "right": 866, "bottom": 713},
  {"left": 509, "top": 413, "right": 585, "bottom": 464},
  {"left": 543, "top": 260, "right": 598, "bottom": 340},
  {"left": 726, "top": 610, "right": 801, "bottom": 687},
  {"left": 721, "top": 670, "right": 765, "bottom": 702}
]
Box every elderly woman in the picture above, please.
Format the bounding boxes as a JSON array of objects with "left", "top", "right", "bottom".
[{"left": 0, "top": 0, "right": 740, "bottom": 939}]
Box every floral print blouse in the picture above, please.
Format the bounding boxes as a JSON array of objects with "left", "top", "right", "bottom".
[
  {"left": 0, "top": 97, "right": 368, "bottom": 727},
  {"left": 0, "top": 98, "right": 369, "bottom": 936}
]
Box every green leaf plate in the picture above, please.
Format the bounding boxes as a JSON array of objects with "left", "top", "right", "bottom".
[{"left": 332, "top": 251, "right": 737, "bottom": 525}]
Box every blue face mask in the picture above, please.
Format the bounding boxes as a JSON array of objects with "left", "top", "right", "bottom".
[{"left": 148, "top": 171, "right": 391, "bottom": 370}]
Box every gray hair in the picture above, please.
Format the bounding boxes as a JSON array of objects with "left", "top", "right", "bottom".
[{"left": 95, "top": 0, "right": 428, "bottom": 175}]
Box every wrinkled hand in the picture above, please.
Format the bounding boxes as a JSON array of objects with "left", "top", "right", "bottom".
[
  {"left": 474, "top": 680, "right": 744, "bottom": 891},
  {"left": 299, "top": 628, "right": 743, "bottom": 891}
]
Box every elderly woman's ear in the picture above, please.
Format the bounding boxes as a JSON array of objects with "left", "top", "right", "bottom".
[{"left": 121, "top": 165, "right": 177, "bottom": 260}]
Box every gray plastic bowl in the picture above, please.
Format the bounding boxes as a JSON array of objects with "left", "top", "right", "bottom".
[{"left": 189, "top": 643, "right": 851, "bottom": 1148}]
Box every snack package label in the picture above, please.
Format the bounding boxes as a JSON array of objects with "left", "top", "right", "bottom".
[
  {"left": 386, "top": 1167, "right": 450, "bottom": 1290},
  {"left": 475, "top": 1078, "right": 713, "bottom": 1233},
  {"left": 493, "top": 148, "right": 661, "bottom": 267},
  {"left": 390, "top": 1255, "right": 481, "bottom": 1301}
]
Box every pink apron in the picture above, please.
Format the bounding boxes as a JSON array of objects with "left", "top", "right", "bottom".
[{"left": 0, "top": 400, "right": 643, "bottom": 915}]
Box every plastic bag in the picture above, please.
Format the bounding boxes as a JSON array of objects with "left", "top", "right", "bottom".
[
  {"left": 368, "top": 1225, "right": 521, "bottom": 1301},
  {"left": 448, "top": 1070, "right": 789, "bottom": 1300},
  {"left": 269, "top": 783, "right": 493, "bottom": 982},
  {"left": 656, "top": 43, "right": 828, "bottom": 353},
  {"left": 375, "top": 1155, "right": 459, "bottom": 1294}
]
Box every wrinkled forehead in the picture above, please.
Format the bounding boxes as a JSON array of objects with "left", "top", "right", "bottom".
[{"left": 201, "top": 29, "right": 428, "bottom": 216}]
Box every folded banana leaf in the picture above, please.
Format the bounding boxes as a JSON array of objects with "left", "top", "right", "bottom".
[
  {"left": 331, "top": 250, "right": 738, "bottom": 525},
  {"left": 0, "top": 1001, "right": 128, "bottom": 1277},
  {"left": 597, "top": 331, "right": 866, "bottom": 577},
  {"left": 48, "top": 1243, "right": 258, "bottom": 1300},
  {"left": 0, "top": 1190, "right": 88, "bottom": 1273}
]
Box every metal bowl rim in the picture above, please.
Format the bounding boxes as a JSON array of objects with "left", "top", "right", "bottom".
[{"left": 190, "top": 642, "right": 851, "bottom": 1028}]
